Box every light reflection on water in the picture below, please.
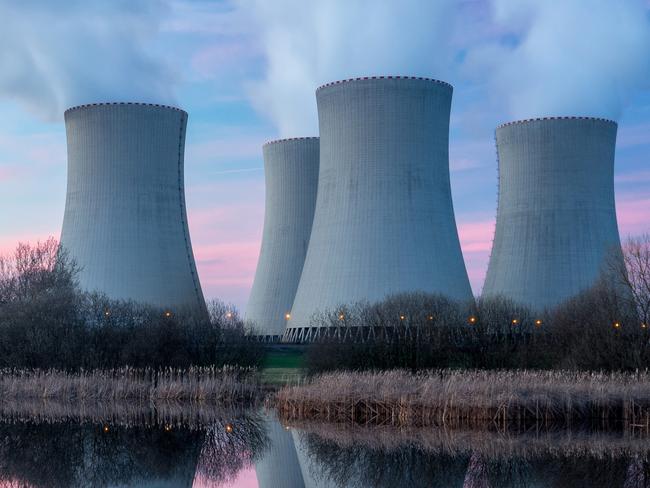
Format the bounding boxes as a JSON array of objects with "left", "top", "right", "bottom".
[{"left": 0, "top": 410, "right": 649, "bottom": 487}]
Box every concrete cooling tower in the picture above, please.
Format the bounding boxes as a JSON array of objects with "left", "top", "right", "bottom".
[
  {"left": 482, "top": 116, "right": 623, "bottom": 312},
  {"left": 60, "top": 102, "right": 205, "bottom": 313},
  {"left": 285, "top": 76, "right": 473, "bottom": 342},
  {"left": 255, "top": 416, "right": 305, "bottom": 488},
  {"left": 246, "top": 138, "right": 319, "bottom": 339}
]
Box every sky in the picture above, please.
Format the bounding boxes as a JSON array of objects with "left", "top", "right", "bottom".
[{"left": 0, "top": 0, "right": 649, "bottom": 313}]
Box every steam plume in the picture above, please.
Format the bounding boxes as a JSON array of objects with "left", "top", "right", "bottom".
[{"left": 0, "top": 0, "right": 176, "bottom": 121}]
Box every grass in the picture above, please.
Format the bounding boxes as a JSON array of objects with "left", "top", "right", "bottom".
[
  {"left": 260, "top": 347, "right": 306, "bottom": 385},
  {"left": 262, "top": 349, "right": 305, "bottom": 369},
  {"left": 274, "top": 369, "right": 650, "bottom": 429}
]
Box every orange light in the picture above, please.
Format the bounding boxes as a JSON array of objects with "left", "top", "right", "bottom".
[
  {"left": 284, "top": 425, "right": 290, "bottom": 431},
  {"left": 103, "top": 425, "right": 109, "bottom": 433},
  {"left": 225, "top": 423, "right": 233, "bottom": 433},
  {"left": 164, "top": 424, "right": 172, "bottom": 432},
  {"left": 338, "top": 314, "right": 345, "bottom": 320},
  {"left": 511, "top": 319, "right": 519, "bottom": 325},
  {"left": 226, "top": 312, "right": 233, "bottom": 319},
  {"left": 399, "top": 315, "right": 405, "bottom": 321},
  {"left": 535, "top": 319, "right": 542, "bottom": 327},
  {"left": 285, "top": 313, "right": 291, "bottom": 320},
  {"left": 428, "top": 315, "right": 434, "bottom": 321},
  {"left": 614, "top": 322, "right": 621, "bottom": 329},
  {"left": 642, "top": 323, "right": 648, "bottom": 329},
  {"left": 468, "top": 316, "right": 477, "bottom": 325},
  {"left": 164, "top": 311, "right": 172, "bottom": 318},
  {"left": 104, "top": 310, "right": 110, "bottom": 317}
]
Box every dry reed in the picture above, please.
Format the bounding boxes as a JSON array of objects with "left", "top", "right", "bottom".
[
  {"left": 274, "top": 369, "right": 650, "bottom": 429},
  {"left": 0, "top": 366, "right": 261, "bottom": 404}
]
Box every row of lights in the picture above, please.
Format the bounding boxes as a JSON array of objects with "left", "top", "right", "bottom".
[
  {"left": 613, "top": 322, "right": 650, "bottom": 329},
  {"left": 284, "top": 312, "right": 648, "bottom": 330},
  {"left": 104, "top": 309, "right": 174, "bottom": 318},
  {"left": 99, "top": 307, "right": 640, "bottom": 335},
  {"left": 105, "top": 423, "right": 173, "bottom": 433}
]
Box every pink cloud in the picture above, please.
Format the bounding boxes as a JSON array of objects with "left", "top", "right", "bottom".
[
  {"left": 187, "top": 183, "right": 265, "bottom": 310},
  {"left": 193, "top": 466, "right": 258, "bottom": 488},
  {"left": 458, "top": 218, "right": 495, "bottom": 253},
  {"left": 457, "top": 216, "right": 495, "bottom": 296},
  {"left": 617, "top": 195, "right": 650, "bottom": 237},
  {"left": 0, "top": 233, "right": 57, "bottom": 257}
]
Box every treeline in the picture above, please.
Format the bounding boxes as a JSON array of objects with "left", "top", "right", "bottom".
[
  {"left": 0, "top": 238, "right": 263, "bottom": 370},
  {"left": 305, "top": 236, "right": 650, "bottom": 373}
]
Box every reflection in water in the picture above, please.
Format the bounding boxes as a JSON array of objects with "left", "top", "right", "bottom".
[
  {"left": 1, "top": 412, "right": 650, "bottom": 487},
  {"left": 463, "top": 453, "right": 490, "bottom": 488},
  {"left": 0, "top": 414, "right": 267, "bottom": 488},
  {"left": 255, "top": 416, "right": 304, "bottom": 487},
  {"left": 195, "top": 416, "right": 269, "bottom": 486},
  {"left": 0, "top": 422, "right": 202, "bottom": 487}
]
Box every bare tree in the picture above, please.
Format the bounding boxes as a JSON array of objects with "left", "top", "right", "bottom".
[{"left": 610, "top": 235, "right": 650, "bottom": 327}]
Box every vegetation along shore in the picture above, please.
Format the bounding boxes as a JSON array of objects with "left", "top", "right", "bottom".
[{"left": 274, "top": 369, "right": 650, "bottom": 429}]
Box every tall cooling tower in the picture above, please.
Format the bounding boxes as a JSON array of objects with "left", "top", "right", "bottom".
[
  {"left": 255, "top": 416, "right": 305, "bottom": 488},
  {"left": 246, "top": 137, "right": 319, "bottom": 339},
  {"left": 60, "top": 102, "right": 205, "bottom": 313},
  {"left": 483, "top": 116, "right": 623, "bottom": 311},
  {"left": 285, "top": 76, "right": 473, "bottom": 341}
]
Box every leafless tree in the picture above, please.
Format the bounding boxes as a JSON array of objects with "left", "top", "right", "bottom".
[{"left": 613, "top": 234, "right": 650, "bottom": 327}]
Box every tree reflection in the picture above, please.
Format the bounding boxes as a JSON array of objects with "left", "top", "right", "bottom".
[
  {"left": 0, "top": 414, "right": 267, "bottom": 488},
  {"left": 195, "top": 416, "right": 268, "bottom": 485},
  {"left": 297, "top": 430, "right": 650, "bottom": 488}
]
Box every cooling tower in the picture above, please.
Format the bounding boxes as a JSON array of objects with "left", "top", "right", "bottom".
[
  {"left": 60, "top": 102, "right": 205, "bottom": 313},
  {"left": 255, "top": 416, "right": 305, "bottom": 488},
  {"left": 246, "top": 138, "right": 319, "bottom": 339},
  {"left": 285, "top": 76, "right": 473, "bottom": 341},
  {"left": 482, "top": 116, "right": 623, "bottom": 311}
]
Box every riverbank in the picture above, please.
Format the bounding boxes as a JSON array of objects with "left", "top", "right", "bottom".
[{"left": 274, "top": 369, "right": 650, "bottom": 429}]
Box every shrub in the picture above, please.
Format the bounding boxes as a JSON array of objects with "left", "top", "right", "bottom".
[{"left": 0, "top": 239, "right": 264, "bottom": 370}]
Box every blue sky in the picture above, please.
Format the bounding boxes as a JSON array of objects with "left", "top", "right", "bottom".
[{"left": 0, "top": 0, "right": 649, "bottom": 312}]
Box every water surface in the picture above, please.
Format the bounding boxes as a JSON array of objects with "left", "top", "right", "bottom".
[{"left": 0, "top": 410, "right": 649, "bottom": 487}]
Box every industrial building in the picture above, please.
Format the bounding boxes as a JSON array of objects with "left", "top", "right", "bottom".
[
  {"left": 285, "top": 76, "right": 473, "bottom": 342},
  {"left": 246, "top": 138, "right": 319, "bottom": 339},
  {"left": 60, "top": 102, "right": 205, "bottom": 313},
  {"left": 482, "top": 116, "right": 623, "bottom": 311}
]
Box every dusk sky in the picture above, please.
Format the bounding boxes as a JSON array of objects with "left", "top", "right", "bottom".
[{"left": 1, "top": 0, "right": 649, "bottom": 313}]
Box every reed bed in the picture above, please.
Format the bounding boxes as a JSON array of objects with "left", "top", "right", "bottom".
[
  {"left": 0, "top": 366, "right": 262, "bottom": 404},
  {"left": 274, "top": 369, "right": 650, "bottom": 429},
  {"left": 0, "top": 398, "right": 256, "bottom": 431}
]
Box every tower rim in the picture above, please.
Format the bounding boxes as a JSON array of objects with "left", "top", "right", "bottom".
[
  {"left": 263, "top": 136, "right": 319, "bottom": 148},
  {"left": 316, "top": 76, "right": 453, "bottom": 92},
  {"left": 64, "top": 102, "right": 187, "bottom": 116},
  {"left": 497, "top": 116, "right": 617, "bottom": 130}
]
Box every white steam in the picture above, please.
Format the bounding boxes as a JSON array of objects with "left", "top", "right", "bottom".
[
  {"left": 239, "top": 0, "right": 455, "bottom": 136},
  {"left": 465, "top": 0, "right": 650, "bottom": 121},
  {"left": 0, "top": 0, "right": 176, "bottom": 121},
  {"left": 242, "top": 0, "right": 650, "bottom": 132}
]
